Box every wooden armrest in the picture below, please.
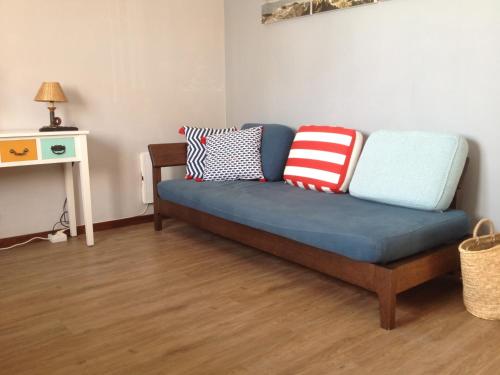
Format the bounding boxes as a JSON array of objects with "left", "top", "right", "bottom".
[
  {"left": 148, "top": 143, "right": 187, "bottom": 168},
  {"left": 148, "top": 143, "right": 187, "bottom": 231}
]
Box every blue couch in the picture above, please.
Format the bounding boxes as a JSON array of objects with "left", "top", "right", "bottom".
[{"left": 149, "top": 124, "right": 470, "bottom": 329}]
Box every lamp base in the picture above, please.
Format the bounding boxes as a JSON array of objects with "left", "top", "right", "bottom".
[{"left": 39, "top": 126, "right": 79, "bottom": 132}]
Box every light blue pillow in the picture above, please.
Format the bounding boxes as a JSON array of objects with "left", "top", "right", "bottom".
[{"left": 349, "top": 130, "right": 468, "bottom": 211}]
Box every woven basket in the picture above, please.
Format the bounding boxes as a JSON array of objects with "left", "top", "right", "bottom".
[{"left": 459, "top": 219, "right": 500, "bottom": 320}]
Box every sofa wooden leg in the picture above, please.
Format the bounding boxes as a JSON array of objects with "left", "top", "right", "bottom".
[
  {"left": 378, "top": 289, "right": 397, "bottom": 330},
  {"left": 152, "top": 166, "right": 163, "bottom": 232},
  {"left": 154, "top": 215, "right": 163, "bottom": 231},
  {"left": 376, "top": 268, "right": 397, "bottom": 330}
]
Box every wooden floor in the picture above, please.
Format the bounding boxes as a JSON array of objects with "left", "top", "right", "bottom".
[{"left": 0, "top": 221, "right": 499, "bottom": 375}]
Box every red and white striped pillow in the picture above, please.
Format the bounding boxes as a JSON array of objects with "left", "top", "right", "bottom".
[{"left": 284, "top": 125, "right": 363, "bottom": 193}]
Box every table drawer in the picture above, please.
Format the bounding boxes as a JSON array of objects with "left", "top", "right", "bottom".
[
  {"left": 0, "top": 139, "right": 38, "bottom": 163},
  {"left": 41, "top": 138, "right": 76, "bottom": 160}
]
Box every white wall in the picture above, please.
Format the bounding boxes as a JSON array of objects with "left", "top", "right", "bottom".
[
  {"left": 0, "top": 0, "right": 226, "bottom": 238},
  {"left": 225, "top": 0, "right": 500, "bottom": 223}
]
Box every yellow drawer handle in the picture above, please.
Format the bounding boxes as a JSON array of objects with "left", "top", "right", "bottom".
[{"left": 9, "top": 148, "right": 29, "bottom": 156}]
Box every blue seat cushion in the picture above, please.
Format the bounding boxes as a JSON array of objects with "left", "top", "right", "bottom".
[
  {"left": 242, "top": 123, "right": 295, "bottom": 182},
  {"left": 157, "top": 180, "right": 470, "bottom": 264}
]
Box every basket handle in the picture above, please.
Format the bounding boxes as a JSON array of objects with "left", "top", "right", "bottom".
[{"left": 473, "top": 218, "right": 496, "bottom": 240}]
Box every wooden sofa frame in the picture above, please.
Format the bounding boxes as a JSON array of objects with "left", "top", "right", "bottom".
[{"left": 149, "top": 143, "right": 465, "bottom": 330}]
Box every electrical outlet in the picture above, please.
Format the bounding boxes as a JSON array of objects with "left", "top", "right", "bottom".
[{"left": 49, "top": 230, "right": 68, "bottom": 243}]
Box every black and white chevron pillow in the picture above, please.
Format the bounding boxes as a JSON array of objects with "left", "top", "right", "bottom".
[
  {"left": 181, "top": 126, "right": 236, "bottom": 180},
  {"left": 203, "top": 127, "right": 264, "bottom": 181}
]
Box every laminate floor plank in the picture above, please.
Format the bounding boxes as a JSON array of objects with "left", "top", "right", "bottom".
[{"left": 1, "top": 221, "right": 499, "bottom": 375}]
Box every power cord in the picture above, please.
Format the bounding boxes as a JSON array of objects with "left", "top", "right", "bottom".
[
  {"left": 0, "top": 237, "right": 50, "bottom": 251},
  {"left": 2, "top": 202, "right": 150, "bottom": 251},
  {"left": 0, "top": 199, "right": 70, "bottom": 252},
  {"left": 139, "top": 203, "right": 151, "bottom": 216},
  {"left": 52, "top": 199, "right": 69, "bottom": 232}
]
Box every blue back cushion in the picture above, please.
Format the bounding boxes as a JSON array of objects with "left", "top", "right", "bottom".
[{"left": 242, "top": 123, "right": 295, "bottom": 181}]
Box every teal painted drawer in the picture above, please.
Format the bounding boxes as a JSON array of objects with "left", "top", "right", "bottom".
[{"left": 41, "top": 138, "right": 76, "bottom": 160}]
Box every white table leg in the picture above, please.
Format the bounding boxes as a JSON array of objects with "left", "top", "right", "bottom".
[
  {"left": 78, "top": 136, "right": 94, "bottom": 246},
  {"left": 64, "top": 162, "right": 77, "bottom": 237}
]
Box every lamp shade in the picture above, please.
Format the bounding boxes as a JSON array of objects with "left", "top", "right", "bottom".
[{"left": 34, "top": 82, "right": 67, "bottom": 102}]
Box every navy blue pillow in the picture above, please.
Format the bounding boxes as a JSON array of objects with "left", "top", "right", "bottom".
[{"left": 242, "top": 123, "right": 295, "bottom": 182}]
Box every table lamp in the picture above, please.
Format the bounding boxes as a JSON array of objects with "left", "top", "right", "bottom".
[{"left": 34, "top": 82, "right": 78, "bottom": 132}]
